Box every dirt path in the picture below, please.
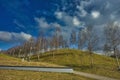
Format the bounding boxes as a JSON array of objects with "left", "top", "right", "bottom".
[{"left": 73, "top": 71, "right": 118, "bottom": 80}]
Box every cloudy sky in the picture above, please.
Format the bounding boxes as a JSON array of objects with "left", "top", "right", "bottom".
[{"left": 0, "top": 0, "right": 120, "bottom": 50}]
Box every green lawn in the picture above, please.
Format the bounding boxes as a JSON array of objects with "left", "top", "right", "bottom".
[{"left": 31, "top": 49, "right": 120, "bottom": 79}]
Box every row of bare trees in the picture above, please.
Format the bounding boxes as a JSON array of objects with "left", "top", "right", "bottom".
[
  {"left": 6, "top": 27, "right": 67, "bottom": 60},
  {"left": 6, "top": 22, "right": 120, "bottom": 69}
]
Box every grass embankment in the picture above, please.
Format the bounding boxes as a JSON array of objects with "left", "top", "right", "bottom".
[
  {"left": 0, "top": 54, "right": 62, "bottom": 67},
  {"left": 31, "top": 49, "right": 120, "bottom": 79},
  {"left": 0, "top": 70, "right": 94, "bottom": 80},
  {"left": 0, "top": 54, "right": 93, "bottom": 80}
]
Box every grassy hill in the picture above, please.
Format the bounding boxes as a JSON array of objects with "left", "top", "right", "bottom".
[
  {"left": 31, "top": 49, "right": 120, "bottom": 79},
  {"left": 0, "top": 70, "right": 93, "bottom": 80},
  {"left": 0, "top": 54, "right": 63, "bottom": 67},
  {"left": 0, "top": 53, "right": 93, "bottom": 80}
]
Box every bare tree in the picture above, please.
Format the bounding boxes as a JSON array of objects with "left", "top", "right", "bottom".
[
  {"left": 35, "top": 37, "right": 41, "bottom": 60},
  {"left": 78, "top": 29, "right": 87, "bottom": 49},
  {"left": 70, "top": 30, "right": 77, "bottom": 48},
  {"left": 59, "top": 34, "right": 64, "bottom": 48},
  {"left": 28, "top": 37, "right": 34, "bottom": 61},
  {"left": 63, "top": 39, "right": 69, "bottom": 49},
  {"left": 43, "top": 37, "right": 48, "bottom": 52},
  {"left": 80, "top": 26, "right": 99, "bottom": 67},
  {"left": 54, "top": 27, "right": 61, "bottom": 49},
  {"left": 104, "top": 22, "right": 120, "bottom": 69}
]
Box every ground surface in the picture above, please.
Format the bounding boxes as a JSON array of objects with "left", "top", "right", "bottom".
[
  {"left": 0, "top": 65, "right": 117, "bottom": 80},
  {"left": 0, "top": 53, "right": 93, "bottom": 80},
  {"left": 0, "top": 69, "right": 94, "bottom": 80},
  {"left": 0, "top": 54, "right": 63, "bottom": 67},
  {"left": 31, "top": 49, "right": 120, "bottom": 79}
]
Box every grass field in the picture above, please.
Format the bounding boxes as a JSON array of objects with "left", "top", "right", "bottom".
[
  {"left": 31, "top": 49, "right": 120, "bottom": 79},
  {"left": 0, "top": 54, "right": 63, "bottom": 67},
  {"left": 0, "top": 69, "right": 94, "bottom": 80},
  {"left": 0, "top": 53, "right": 94, "bottom": 80}
]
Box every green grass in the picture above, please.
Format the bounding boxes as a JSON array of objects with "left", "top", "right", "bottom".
[
  {"left": 0, "top": 70, "right": 94, "bottom": 80},
  {"left": 0, "top": 53, "right": 93, "bottom": 80},
  {"left": 31, "top": 49, "right": 120, "bottom": 79},
  {"left": 0, "top": 54, "right": 63, "bottom": 67}
]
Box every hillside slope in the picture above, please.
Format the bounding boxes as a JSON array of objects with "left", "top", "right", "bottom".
[
  {"left": 0, "top": 53, "right": 94, "bottom": 80},
  {"left": 0, "top": 54, "right": 62, "bottom": 67},
  {"left": 31, "top": 49, "right": 120, "bottom": 79}
]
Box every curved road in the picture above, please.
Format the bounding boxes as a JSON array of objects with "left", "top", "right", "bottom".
[{"left": 0, "top": 65, "right": 118, "bottom": 80}]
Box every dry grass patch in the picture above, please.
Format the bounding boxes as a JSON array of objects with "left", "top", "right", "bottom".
[
  {"left": 31, "top": 49, "right": 120, "bottom": 79},
  {"left": 0, "top": 70, "right": 94, "bottom": 80},
  {"left": 0, "top": 54, "right": 63, "bottom": 67}
]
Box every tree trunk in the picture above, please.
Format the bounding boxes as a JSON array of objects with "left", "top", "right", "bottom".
[
  {"left": 114, "top": 49, "right": 120, "bottom": 69},
  {"left": 80, "top": 56, "right": 83, "bottom": 65},
  {"left": 90, "top": 53, "right": 94, "bottom": 68},
  {"left": 27, "top": 54, "right": 30, "bottom": 62},
  {"left": 37, "top": 53, "right": 40, "bottom": 61},
  {"left": 53, "top": 51, "right": 54, "bottom": 59},
  {"left": 115, "top": 54, "right": 120, "bottom": 69}
]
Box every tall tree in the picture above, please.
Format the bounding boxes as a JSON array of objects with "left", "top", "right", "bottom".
[
  {"left": 59, "top": 34, "right": 64, "bottom": 48},
  {"left": 54, "top": 27, "right": 61, "bottom": 49},
  {"left": 35, "top": 37, "right": 42, "bottom": 60},
  {"left": 28, "top": 37, "right": 34, "bottom": 61},
  {"left": 104, "top": 22, "right": 120, "bottom": 69},
  {"left": 78, "top": 29, "right": 87, "bottom": 49},
  {"left": 70, "top": 30, "right": 76, "bottom": 48},
  {"left": 35, "top": 30, "right": 45, "bottom": 60},
  {"left": 80, "top": 26, "right": 99, "bottom": 67}
]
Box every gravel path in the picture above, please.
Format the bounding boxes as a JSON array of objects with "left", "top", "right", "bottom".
[{"left": 73, "top": 71, "right": 118, "bottom": 80}]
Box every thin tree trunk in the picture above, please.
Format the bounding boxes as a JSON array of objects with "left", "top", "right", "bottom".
[
  {"left": 12, "top": 50, "right": 15, "bottom": 56},
  {"left": 115, "top": 54, "right": 120, "bottom": 68},
  {"left": 114, "top": 49, "right": 120, "bottom": 69},
  {"left": 28, "top": 54, "right": 30, "bottom": 62},
  {"left": 37, "top": 52, "right": 40, "bottom": 61},
  {"left": 53, "top": 51, "right": 54, "bottom": 59},
  {"left": 90, "top": 53, "right": 94, "bottom": 68}
]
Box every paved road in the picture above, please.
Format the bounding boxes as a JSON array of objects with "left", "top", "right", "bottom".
[
  {"left": 0, "top": 65, "right": 118, "bottom": 80},
  {"left": 74, "top": 71, "right": 118, "bottom": 80},
  {"left": 0, "top": 65, "right": 73, "bottom": 73}
]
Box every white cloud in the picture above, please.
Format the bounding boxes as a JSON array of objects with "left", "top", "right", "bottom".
[
  {"left": 76, "top": 0, "right": 93, "bottom": 17},
  {"left": 0, "top": 31, "right": 32, "bottom": 42},
  {"left": 113, "top": 21, "right": 120, "bottom": 27},
  {"left": 91, "top": 11, "right": 100, "bottom": 19},
  {"left": 13, "top": 19, "right": 25, "bottom": 29},
  {"left": 34, "top": 17, "right": 49, "bottom": 28},
  {"left": 21, "top": 32, "right": 32, "bottom": 40},
  {"left": 105, "top": 2, "right": 110, "bottom": 9},
  {"left": 55, "top": 11, "right": 63, "bottom": 19},
  {"left": 73, "top": 17, "right": 81, "bottom": 26},
  {"left": 0, "top": 31, "right": 12, "bottom": 41},
  {"left": 76, "top": 5, "right": 87, "bottom": 17},
  {"left": 35, "top": 17, "right": 62, "bottom": 29}
]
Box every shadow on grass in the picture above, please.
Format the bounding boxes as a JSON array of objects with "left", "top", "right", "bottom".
[
  {"left": 65, "top": 64, "right": 92, "bottom": 70},
  {"left": 31, "top": 53, "right": 73, "bottom": 60}
]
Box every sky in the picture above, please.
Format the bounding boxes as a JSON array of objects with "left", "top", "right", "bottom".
[{"left": 0, "top": 0, "right": 120, "bottom": 50}]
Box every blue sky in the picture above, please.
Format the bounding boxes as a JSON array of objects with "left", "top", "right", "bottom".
[{"left": 0, "top": 0, "right": 120, "bottom": 50}]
